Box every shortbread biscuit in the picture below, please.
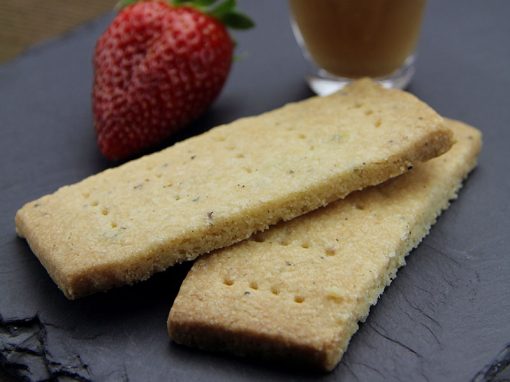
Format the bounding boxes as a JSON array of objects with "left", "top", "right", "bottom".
[
  {"left": 16, "top": 79, "right": 452, "bottom": 299},
  {"left": 168, "top": 119, "right": 480, "bottom": 371}
]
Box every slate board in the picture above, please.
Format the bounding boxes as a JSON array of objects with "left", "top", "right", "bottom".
[{"left": 1, "top": 0, "right": 510, "bottom": 381}]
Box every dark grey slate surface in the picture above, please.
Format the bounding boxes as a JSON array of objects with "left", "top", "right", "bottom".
[{"left": 1, "top": 0, "right": 509, "bottom": 381}]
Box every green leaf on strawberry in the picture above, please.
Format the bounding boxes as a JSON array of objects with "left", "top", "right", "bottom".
[
  {"left": 115, "top": 0, "right": 138, "bottom": 10},
  {"left": 207, "top": 0, "right": 235, "bottom": 17},
  {"left": 219, "top": 11, "right": 255, "bottom": 30},
  {"left": 192, "top": 0, "right": 218, "bottom": 6},
  {"left": 116, "top": 0, "right": 255, "bottom": 30}
]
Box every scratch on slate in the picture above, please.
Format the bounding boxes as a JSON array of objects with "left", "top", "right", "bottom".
[
  {"left": 401, "top": 309, "right": 441, "bottom": 346},
  {"left": 0, "top": 313, "right": 93, "bottom": 381},
  {"left": 122, "top": 362, "right": 130, "bottom": 382},
  {"left": 103, "top": 363, "right": 130, "bottom": 382},
  {"left": 400, "top": 290, "right": 442, "bottom": 328},
  {"left": 368, "top": 322, "right": 422, "bottom": 359},
  {"left": 422, "top": 242, "right": 463, "bottom": 267},
  {"left": 413, "top": 283, "right": 435, "bottom": 300},
  {"left": 42, "top": 321, "right": 102, "bottom": 342},
  {"left": 351, "top": 361, "right": 386, "bottom": 379},
  {"left": 416, "top": 321, "right": 441, "bottom": 347},
  {"left": 343, "top": 361, "right": 362, "bottom": 382}
]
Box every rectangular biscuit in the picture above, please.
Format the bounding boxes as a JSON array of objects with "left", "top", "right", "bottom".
[
  {"left": 168, "top": 119, "right": 481, "bottom": 371},
  {"left": 15, "top": 79, "right": 452, "bottom": 299}
]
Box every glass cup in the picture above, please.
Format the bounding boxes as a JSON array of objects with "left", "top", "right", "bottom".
[{"left": 289, "top": 0, "right": 427, "bottom": 95}]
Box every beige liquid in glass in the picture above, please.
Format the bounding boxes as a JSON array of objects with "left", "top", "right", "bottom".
[{"left": 289, "top": 0, "right": 426, "bottom": 78}]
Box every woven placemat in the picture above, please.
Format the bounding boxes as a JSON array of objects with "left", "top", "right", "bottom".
[{"left": 0, "top": 0, "right": 116, "bottom": 62}]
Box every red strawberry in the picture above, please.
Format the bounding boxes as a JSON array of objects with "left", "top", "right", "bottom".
[{"left": 93, "top": 0, "right": 253, "bottom": 160}]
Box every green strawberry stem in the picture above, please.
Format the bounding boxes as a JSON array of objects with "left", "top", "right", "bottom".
[{"left": 116, "top": 0, "right": 255, "bottom": 30}]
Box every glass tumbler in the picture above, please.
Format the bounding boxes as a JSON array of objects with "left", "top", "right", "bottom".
[{"left": 289, "top": 0, "right": 427, "bottom": 95}]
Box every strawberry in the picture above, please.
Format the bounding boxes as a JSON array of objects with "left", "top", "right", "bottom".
[{"left": 93, "top": 0, "right": 253, "bottom": 160}]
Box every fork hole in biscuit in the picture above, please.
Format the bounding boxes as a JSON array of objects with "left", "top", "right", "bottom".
[
  {"left": 354, "top": 102, "right": 363, "bottom": 108},
  {"left": 365, "top": 109, "right": 373, "bottom": 116},
  {"left": 298, "top": 133, "right": 306, "bottom": 140},
  {"left": 163, "top": 182, "right": 173, "bottom": 188},
  {"left": 236, "top": 153, "right": 245, "bottom": 159},
  {"left": 214, "top": 136, "right": 226, "bottom": 142},
  {"left": 309, "top": 145, "right": 315, "bottom": 151},
  {"left": 279, "top": 240, "right": 290, "bottom": 246},
  {"left": 101, "top": 208, "right": 109, "bottom": 216},
  {"left": 374, "top": 118, "right": 382, "bottom": 128},
  {"left": 175, "top": 195, "right": 181, "bottom": 201},
  {"left": 249, "top": 281, "right": 258, "bottom": 290},
  {"left": 223, "top": 278, "right": 234, "bottom": 286},
  {"left": 271, "top": 287, "right": 280, "bottom": 295},
  {"left": 82, "top": 192, "right": 90, "bottom": 199},
  {"left": 325, "top": 248, "right": 336, "bottom": 256},
  {"left": 243, "top": 167, "right": 253, "bottom": 174},
  {"left": 91, "top": 201, "right": 99, "bottom": 207},
  {"left": 155, "top": 173, "right": 162, "bottom": 178},
  {"left": 111, "top": 222, "right": 118, "bottom": 229},
  {"left": 294, "top": 296, "right": 305, "bottom": 303},
  {"left": 226, "top": 145, "right": 236, "bottom": 151},
  {"left": 253, "top": 235, "right": 265, "bottom": 243},
  {"left": 355, "top": 203, "right": 365, "bottom": 210},
  {"left": 301, "top": 242, "right": 310, "bottom": 249}
]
